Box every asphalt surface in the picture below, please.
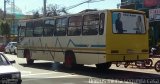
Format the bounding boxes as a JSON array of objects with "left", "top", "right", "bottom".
[{"left": 5, "top": 54, "right": 160, "bottom": 84}]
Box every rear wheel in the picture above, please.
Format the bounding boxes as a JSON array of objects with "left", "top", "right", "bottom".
[
  {"left": 154, "top": 60, "right": 160, "bottom": 72},
  {"left": 24, "top": 50, "right": 34, "bottom": 65},
  {"left": 63, "top": 51, "right": 76, "bottom": 69},
  {"left": 96, "top": 62, "right": 112, "bottom": 71}
]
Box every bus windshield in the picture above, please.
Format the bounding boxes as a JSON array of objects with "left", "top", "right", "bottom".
[{"left": 112, "top": 12, "right": 146, "bottom": 34}]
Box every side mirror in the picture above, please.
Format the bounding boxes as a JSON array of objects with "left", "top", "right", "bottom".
[{"left": 10, "top": 60, "right": 16, "bottom": 64}]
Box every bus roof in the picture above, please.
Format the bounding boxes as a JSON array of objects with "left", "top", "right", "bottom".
[
  {"left": 109, "top": 9, "right": 145, "bottom": 14},
  {"left": 19, "top": 9, "right": 145, "bottom": 22}
]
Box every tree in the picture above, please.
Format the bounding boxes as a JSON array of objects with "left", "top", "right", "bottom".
[
  {"left": 0, "top": 22, "right": 10, "bottom": 36},
  {"left": 32, "top": 11, "right": 40, "bottom": 19},
  {"left": 0, "top": 22, "right": 11, "bottom": 44},
  {"left": 0, "top": 9, "right": 4, "bottom": 20},
  {"left": 42, "top": 4, "right": 68, "bottom": 17}
]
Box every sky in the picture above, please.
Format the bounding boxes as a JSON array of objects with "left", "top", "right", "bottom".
[{"left": 0, "top": 0, "right": 120, "bottom": 15}]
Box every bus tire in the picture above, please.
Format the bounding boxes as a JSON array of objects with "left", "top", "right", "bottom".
[
  {"left": 24, "top": 49, "right": 34, "bottom": 65},
  {"left": 64, "top": 50, "right": 76, "bottom": 69},
  {"left": 154, "top": 60, "right": 160, "bottom": 72},
  {"left": 96, "top": 62, "right": 112, "bottom": 71},
  {"left": 27, "top": 59, "right": 34, "bottom": 65}
]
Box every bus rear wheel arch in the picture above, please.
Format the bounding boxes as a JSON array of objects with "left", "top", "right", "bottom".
[
  {"left": 63, "top": 50, "right": 78, "bottom": 69},
  {"left": 24, "top": 49, "right": 34, "bottom": 65}
]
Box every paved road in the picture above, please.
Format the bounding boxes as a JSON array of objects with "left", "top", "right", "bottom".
[{"left": 5, "top": 54, "right": 160, "bottom": 84}]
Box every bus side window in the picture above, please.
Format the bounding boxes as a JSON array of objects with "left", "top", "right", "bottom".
[
  {"left": 99, "top": 13, "right": 105, "bottom": 35},
  {"left": 33, "top": 20, "right": 43, "bottom": 37},
  {"left": 26, "top": 21, "right": 33, "bottom": 37},
  {"left": 55, "top": 18, "right": 67, "bottom": 36},
  {"left": 18, "top": 26, "right": 26, "bottom": 37},
  {"left": 68, "top": 16, "right": 82, "bottom": 36},
  {"left": 44, "top": 19, "right": 55, "bottom": 36},
  {"left": 83, "top": 14, "right": 99, "bottom": 35}
]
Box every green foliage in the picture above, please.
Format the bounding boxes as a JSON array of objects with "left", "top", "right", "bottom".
[
  {"left": 0, "top": 22, "right": 10, "bottom": 36},
  {"left": 33, "top": 11, "right": 40, "bottom": 19}
]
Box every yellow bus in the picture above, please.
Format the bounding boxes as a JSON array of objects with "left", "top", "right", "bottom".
[{"left": 17, "top": 9, "right": 149, "bottom": 70}]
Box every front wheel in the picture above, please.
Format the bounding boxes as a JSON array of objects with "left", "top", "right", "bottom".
[
  {"left": 27, "top": 59, "right": 34, "bottom": 65},
  {"left": 154, "top": 60, "right": 160, "bottom": 72},
  {"left": 96, "top": 62, "right": 112, "bottom": 71}
]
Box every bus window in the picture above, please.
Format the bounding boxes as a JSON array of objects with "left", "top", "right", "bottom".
[
  {"left": 99, "top": 13, "right": 105, "bottom": 35},
  {"left": 83, "top": 14, "right": 99, "bottom": 35},
  {"left": 55, "top": 18, "right": 67, "bottom": 36},
  {"left": 26, "top": 21, "right": 33, "bottom": 37},
  {"left": 18, "top": 21, "right": 26, "bottom": 37},
  {"left": 19, "top": 26, "right": 25, "bottom": 37},
  {"left": 44, "top": 19, "right": 55, "bottom": 36},
  {"left": 33, "top": 20, "right": 43, "bottom": 37},
  {"left": 112, "top": 12, "right": 146, "bottom": 34},
  {"left": 68, "top": 16, "right": 82, "bottom": 36}
]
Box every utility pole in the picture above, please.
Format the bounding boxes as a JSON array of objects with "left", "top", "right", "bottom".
[
  {"left": 3, "top": 0, "right": 7, "bottom": 20},
  {"left": 12, "top": 0, "right": 15, "bottom": 35},
  {"left": 43, "top": 0, "right": 47, "bottom": 17}
]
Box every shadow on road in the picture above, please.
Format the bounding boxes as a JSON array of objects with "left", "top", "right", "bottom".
[{"left": 19, "top": 62, "right": 160, "bottom": 79}]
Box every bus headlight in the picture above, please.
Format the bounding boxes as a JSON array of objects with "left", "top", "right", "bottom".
[{"left": 12, "top": 73, "right": 21, "bottom": 79}]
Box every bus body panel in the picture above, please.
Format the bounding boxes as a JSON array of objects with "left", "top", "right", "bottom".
[
  {"left": 105, "top": 10, "right": 149, "bottom": 62},
  {"left": 18, "top": 34, "right": 106, "bottom": 64}
]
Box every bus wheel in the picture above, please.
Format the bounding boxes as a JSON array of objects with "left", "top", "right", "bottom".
[
  {"left": 64, "top": 51, "right": 76, "bottom": 69},
  {"left": 24, "top": 50, "right": 34, "bottom": 65},
  {"left": 145, "top": 59, "right": 153, "bottom": 68},
  {"left": 96, "top": 62, "right": 112, "bottom": 71},
  {"left": 154, "top": 60, "right": 160, "bottom": 72},
  {"left": 27, "top": 59, "right": 34, "bottom": 65}
]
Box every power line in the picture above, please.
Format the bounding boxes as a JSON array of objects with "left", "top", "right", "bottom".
[{"left": 65, "top": 0, "right": 105, "bottom": 11}]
